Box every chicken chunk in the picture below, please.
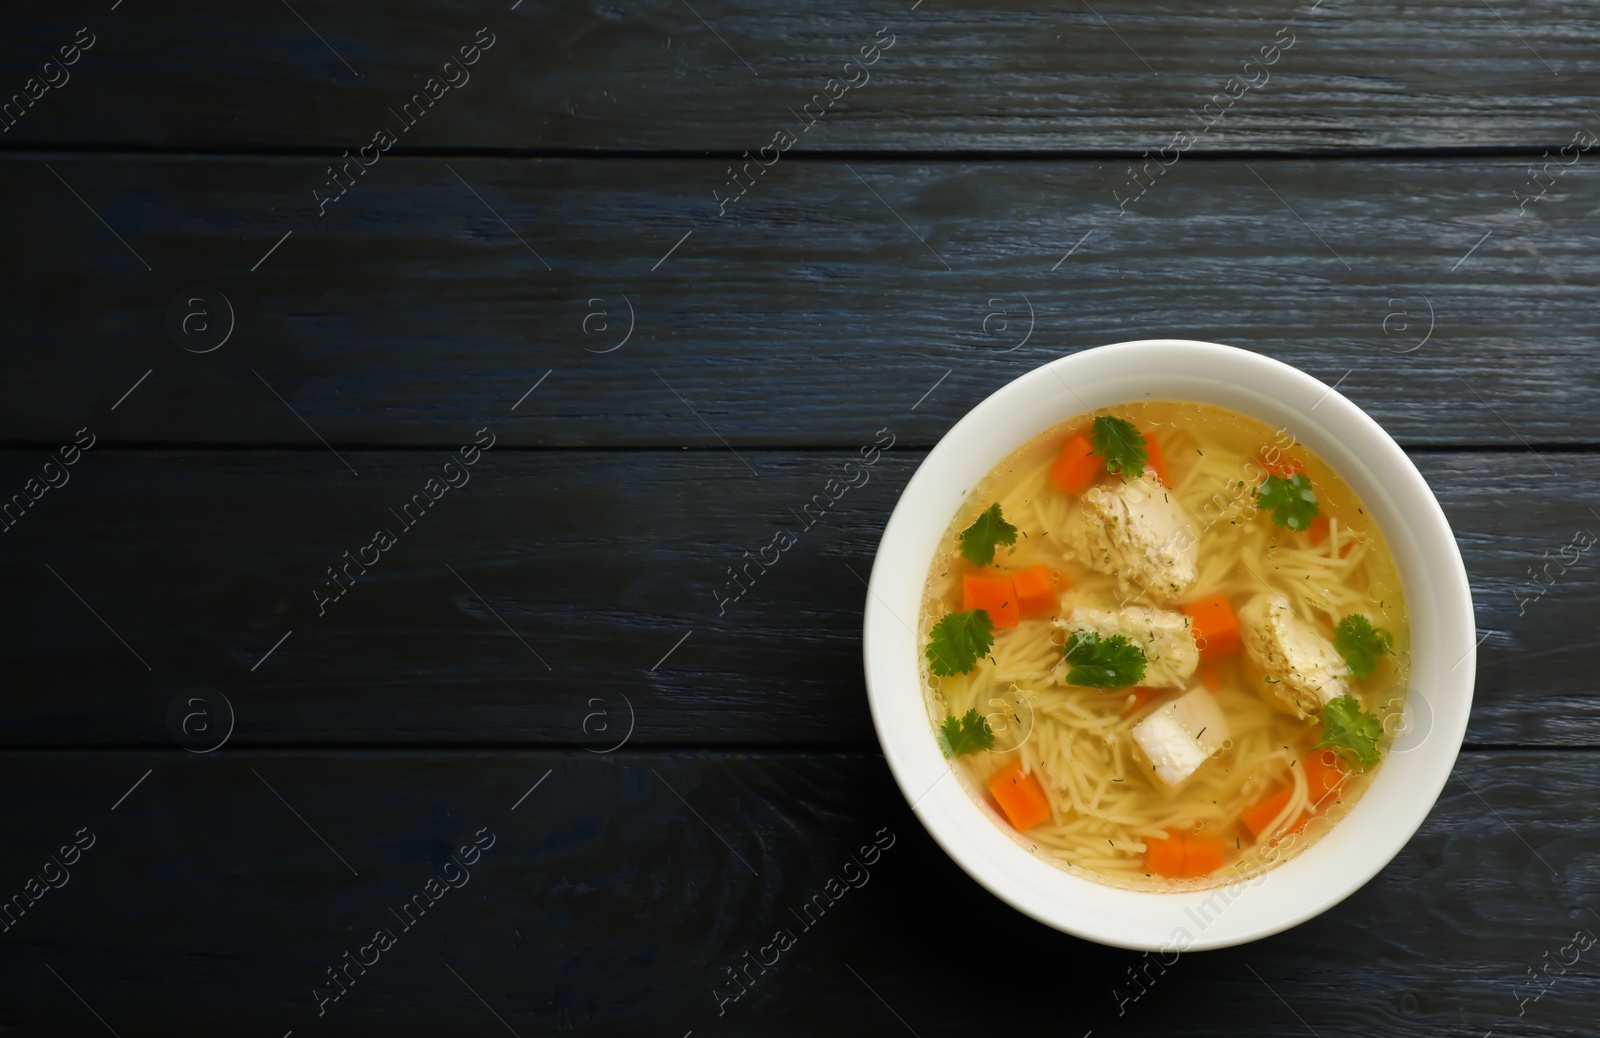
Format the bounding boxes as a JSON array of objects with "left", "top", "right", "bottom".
[
  {"left": 1053, "top": 606, "right": 1199, "bottom": 688},
  {"left": 1238, "top": 592, "right": 1350, "bottom": 717},
  {"left": 1070, "top": 473, "right": 1199, "bottom": 601},
  {"left": 1131, "top": 685, "right": 1230, "bottom": 789}
]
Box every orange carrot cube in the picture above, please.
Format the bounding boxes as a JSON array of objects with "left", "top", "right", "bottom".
[
  {"left": 1144, "top": 432, "right": 1170, "bottom": 486},
  {"left": 1010, "top": 564, "right": 1058, "bottom": 618},
  {"left": 1240, "top": 788, "right": 1311, "bottom": 840},
  {"left": 1048, "top": 432, "right": 1101, "bottom": 494},
  {"left": 1182, "top": 595, "right": 1242, "bottom": 661},
  {"left": 962, "top": 573, "right": 1019, "bottom": 628},
  {"left": 987, "top": 760, "right": 1051, "bottom": 831},
  {"left": 1142, "top": 831, "right": 1228, "bottom": 878},
  {"left": 1303, "top": 749, "right": 1348, "bottom": 807}
]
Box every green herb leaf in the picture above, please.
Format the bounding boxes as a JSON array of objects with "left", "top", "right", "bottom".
[
  {"left": 1334, "top": 614, "right": 1393, "bottom": 679},
  {"left": 1256, "top": 472, "right": 1320, "bottom": 532},
  {"left": 937, "top": 708, "right": 996, "bottom": 757},
  {"left": 1061, "top": 630, "right": 1147, "bottom": 688},
  {"left": 958, "top": 503, "right": 1019, "bottom": 566},
  {"left": 1315, "top": 695, "right": 1384, "bottom": 767},
  {"left": 925, "top": 609, "right": 995, "bottom": 677},
  {"left": 1090, "top": 416, "right": 1148, "bottom": 480}
]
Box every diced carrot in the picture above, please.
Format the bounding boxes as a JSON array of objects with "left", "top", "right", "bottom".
[
  {"left": 1239, "top": 788, "right": 1310, "bottom": 840},
  {"left": 1303, "top": 749, "right": 1348, "bottom": 807},
  {"left": 962, "top": 573, "right": 1019, "bottom": 628},
  {"left": 1142, "top": 835, "right": 1188, "bottom": 878},
  {"left": 1010, "top": 564, "right": 1057, "bottom": 618},
  {"left": 1144, "top": 432, "right": 1170, "bottom": 486},
  {"left": 1122, "top": 686, "right": 1164, "bottom": 714},
  {"left": 1199, "top": 661, "right": 1224, "bottom": 691},
  {"left": 1143, "top": 831, "right": 1228, "bottom": 878},
  {"left": 1182, "top": 833, "right": 1227, "bottom": 876},
  {"left": 1048, "top": 432, "right": 1101, "bottom": 494},
  {"left": 987, "top": 760, "right": 1051, "bottom": 831},
  {"left": 1182, "top": 595, "right": 1242, "bottom": 661},
  {"left": 1257, "top": 446, "right": 1304, "bottom": 479},
  {"left": 1241, "top": 789, "right": 1292, "bottom": 838},
  {"left": 1306, "top": 513, "right": 1352, "bottom": 556}
]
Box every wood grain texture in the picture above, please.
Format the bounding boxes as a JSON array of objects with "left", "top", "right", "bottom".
[
  {"left": 3, "top": 155, "right": 1598, "bottom": 448},
  {"left": 0, "top": 749, "right": 1592, "bottom": 1037},
  {"left": 2, "top": 1, "right": 1598, "bottom": 152},
  {"left": 1, "top": 448, "right": 1591, "bottom": 747},
  {"left": 7, "top": 1, "right": 1597, "bottom": 1033}
]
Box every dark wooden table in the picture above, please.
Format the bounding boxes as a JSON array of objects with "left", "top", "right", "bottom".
[{"left": 3, "top": 1, "right": 1598, "bottom": 1034}]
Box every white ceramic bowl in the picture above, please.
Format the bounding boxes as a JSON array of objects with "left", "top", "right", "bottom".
[{"left": 862, "top": 340, "right": 1475, "bottom": 951}]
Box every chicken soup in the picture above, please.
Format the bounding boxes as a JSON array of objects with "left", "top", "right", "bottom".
[{"left": 919, "top": 402, "right": 1409, "bottom": 891}]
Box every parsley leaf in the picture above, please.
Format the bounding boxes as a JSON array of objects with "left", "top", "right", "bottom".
[
  {"left": 1315, "top": 695, "right": 1384, "bottom": 767},
  {"left": 1061, "top": 630, "right": 1147, "bottom": 688},
  {"left": 958, "top": 503, "right": 1019, "bottom": 566},
  {"left": 937, "top": 708, "right": 996, "bottom": 757},
  {"left": 1091, "top": 416, "right": 1149, "bottom": 480},
  {"left": 1334, "top": 614, "right": 1393, "bottom": 679},
  {"left": 925, "top": 610, "right": 995, "bottom": 677},
  {"left": 1256, "top": 472, "right": 1320, "bottom": 532}
]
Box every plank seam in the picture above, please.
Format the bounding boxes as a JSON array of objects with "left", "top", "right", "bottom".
[
  {"left": 0, "top": 146, "right": 1592, "bottom": 162},
  {"left": 2, "top": 442, "right": 1598, "bottom": 454}
]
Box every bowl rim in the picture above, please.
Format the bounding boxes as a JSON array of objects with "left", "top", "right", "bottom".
[{"left": 862, "top": 339, "right": 1475, "bottom": 951}]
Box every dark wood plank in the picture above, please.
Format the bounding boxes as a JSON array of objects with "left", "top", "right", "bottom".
[
  {"left": 3, "top": 156, "right": 1598, "bottom": 449},
  {"left": 0, "top": 748, "right": 1592, "bottom": 1036},
  {"left": 3, "top": 1, "right": 1598, "bottom": 151},
  {"left": 0, "top": 448, "right": 1592, "bottom": 747}
]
